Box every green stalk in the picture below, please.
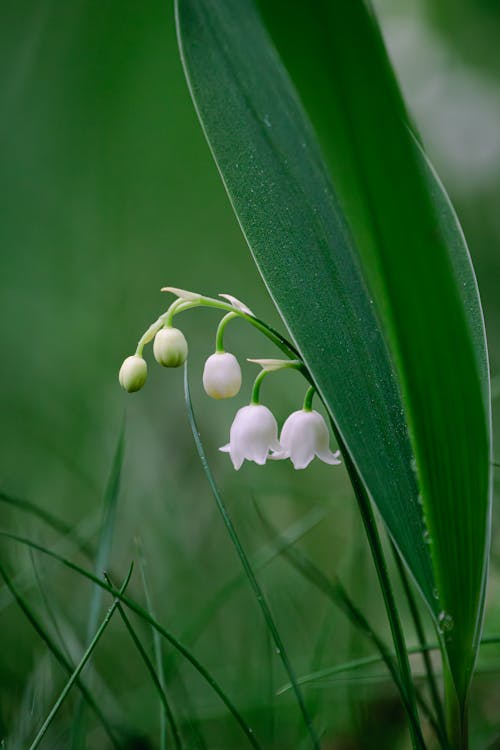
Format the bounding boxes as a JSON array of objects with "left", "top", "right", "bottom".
[
  {"left": 104, "top": 573, "right": 182, "bottom": 750},
  {"left": 254, "top": 503, "right": 433, "bottom": 745},
  {"left": 184, "top": 366, "right": 321, "bottom": 750},
  {"left": 391, "top": 540, "right": 448, "bottom": 746},
  {"left": 215, "top": 311, "right": 239, "bottom": 352},
  {"left": 1, "top": 530, "right": 263, "bottom": 750},
  {"left": 136, "top": 293, "right": 301, "bottom": 360},
  {"left": 332, "top": 423, "right": 426, "bottom": 749},
  {"left": 27, "top": 566, "right": 133, "bottom": 750},
  {"left": 250, "top": 369, "right": 269, "bottom": 404},
  {"left": 0, "top": 561, "right": 120, "bottom": 749},
  {"left": 136, "top": 541, "right": 178, "bottom": 750},
  {"left": 444, "top": 668, "right": 468, "bottom": 750}
]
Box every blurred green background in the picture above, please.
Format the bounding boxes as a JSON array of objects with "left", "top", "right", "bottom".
[{"left": 0, "top": 0, "right": 499, "bottom": 747}]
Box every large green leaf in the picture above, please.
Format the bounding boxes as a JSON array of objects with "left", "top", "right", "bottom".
[
  {"left": 175, "top": 0, "right": 491, "bottom": 711},
  {"left": 254, "top": 1, "right": 492, "bottom": 707}
]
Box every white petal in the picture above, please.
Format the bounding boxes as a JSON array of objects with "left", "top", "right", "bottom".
[
  {"left": 247, "top": 442, "right": 271, "bottom": 465},
  {"left": 289, "top": 443, "right": 316, "bottom": 470},
  {"left": 247, "top": 358, "right": 295, "bottom": 372},
  {"left": 279, "top": 410, "right": 309, "bottom": 451},
  {"left": 219, "top": 293, "right": 254, "bottom": 316},
  {"left": 219, "top": 443, "right": 244, "bottom": 470},
  {"left": 315, "top": 448, "right": 342, "bottom": 466},
  {"left": 161, "top": 286, "right": 201, "bottom": 300},
  {"left": 269, "top": 450, "right": 289, "bottom": 461}
]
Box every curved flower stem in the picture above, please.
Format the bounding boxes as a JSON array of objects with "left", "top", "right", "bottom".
[
  {"left": 391, "top": 540, "right": 448, "bottom": 745},
  {"left": 250, "top": 370, "right": 270, "bottom": 405},
  {"left": 303, "top": 386, "right": 315, "bottom": 412},
  {"left": 137, "top": 293, "right": 301, "bottom": 361},
  {"left": 215, "top": 312, "right": 239, "bottom": 353},
  {"left": 165, "top": 297, "right": 186, "bottom": 327}
]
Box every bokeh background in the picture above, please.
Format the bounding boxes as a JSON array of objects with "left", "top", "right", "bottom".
[{"left": 0, "top": 0, "right": 499, "bottom": 747}]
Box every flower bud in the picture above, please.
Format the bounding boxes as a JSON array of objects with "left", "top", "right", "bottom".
[
  {"left": 203, "top": 352, "right": 242, "bottom": 399},
  {"left": 119, "top": 355, "right": 147, "bottom": 393},
  {"left": 153, "top": 327, "right": 188, "bottom": 367}
]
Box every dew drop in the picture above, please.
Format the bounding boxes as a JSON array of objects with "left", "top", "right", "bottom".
[
  {"left": 438, "top": 611, "right": 454, "bottom": 633},
  {"left": 423, "top": 529, "right": 432, "bottom": 544},
  {"left": 432, "top": 587, "right": 439, "bottom": 600}
]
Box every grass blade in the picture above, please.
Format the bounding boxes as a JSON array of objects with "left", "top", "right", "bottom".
[
  {"left": 0, "top": 559, "right": 121, "bottom": 749},
  {"left": 0, "top": 530, "right": 263, "bottom": 750},
  {"left": 87, "top": 424, "right": 125, "bottom": 636},
  {"left": 278, "top": 635, "right": 500, "bottom": 692},
  {"left": 0, "top": 489, "right": 93, "bottom": 559},
  {"left": 104, "top": 572, "right": 182, "bottom": 750},
  {"left": 183, "top": 364, "right": 320, "bottom": 750},
  {"left": 136, "top": 539, "right": 182, "bottom": 750},
  {"left": 72, "top": 424, "right": 125, "bottom": 749},
  {"left": 27, "top": 565, "right": 132, "bottom": 750},
  {"left": 175, "top": 506, "right": 326, "bottom": 652},
  {"left": 391, "top": 541, "right": 446, "bottom": 736},
  {"left": 253, "top": 504, "right": 429, "bottom": 745}
]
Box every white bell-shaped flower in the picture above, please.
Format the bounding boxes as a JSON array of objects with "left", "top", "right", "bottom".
[
  {"left": 271, "top": 410, "right": 341, "bottom": 470},
  {"left": 119, "top": 355, "right": 147, "bottom": 393},
  {"left": 220, "top": 404, "right": 281, "bottom": 470},
  {"left": 203, "top": 352, "right": 242, "bottom": 399}
]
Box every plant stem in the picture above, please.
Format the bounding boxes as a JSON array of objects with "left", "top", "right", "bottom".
[
  {"left": 444, "top": 667, "right": 468, "bottom": 750},
  {"left": 391, "top": 541, "right": 448, "bottom": 747},
  {"left": 215, "top": 312, "right": 239, "bottom": 352},
  {"left": 303, "top": 386, "right": 315, "bottom": 411},
  {"left": 184, "top": 367, "right": 321, "bottom": 750},
  {"left": 250, "top": 369, "right": 270, "bottom": 404},
  {"left": 331, "top": 420, "right": 426, "bottom": 750}
]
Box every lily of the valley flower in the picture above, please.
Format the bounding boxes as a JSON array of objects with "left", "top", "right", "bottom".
[
  {"left": 153, "top": 327, "right": 188, "bottom": 367},
  {"left": 203, "top": 352, "right": 242, "bottom": 399},
  {"left": 220, "top": 404, "right": 280, "bottom": 470},
  {"left": 271, "top": 410, "right": 341, "bottom": 470},
  {"left": 119, "top": 355, "right": 147, "bottom": 393}
]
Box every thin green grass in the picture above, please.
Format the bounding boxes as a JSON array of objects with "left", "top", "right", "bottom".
[
  {"left": 183, "top": 364, "right": 320, "bottom": 750},
  {"left": 0, "top": 559, "right": 121, "bottom": 749},
  {"left": 136, "top": 538, "right": 182, "bottom": 750},
  {"left": 0, "top": 530, "right": 263, "bottom": 750},
  {"left": 391, "top": 541, "right": 446, "bottom": 737},
  {"left": 253, "top": 503, "right": 436, "bottom": 748},
  {"left": 27, "top": 564, "right": 132, "bottom": 750},
  {"left": 29, "top": 550, "right": 73, "bottom": 664},
  {"left": 172, "top": 505, "right": 326, "bottom": 653},
  {"left": 0, "top": 490, "right": 93, "bottom": 557},
  {"left": 104, "top": 571, "right": 183, "bottom": 750},
  {"left": 278, "top": 635, "right": 500, "bottom": 692},
  {"left": 72, "top": 424, "right": 125, "bottom": 750}
]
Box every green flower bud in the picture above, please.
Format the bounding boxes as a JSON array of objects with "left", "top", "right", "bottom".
[
  {"left": 119, "top": 355, "right": 147, "bottom": 393},
  {"left": 153, "top": 327, "right": 188, "bottom": 367}
]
